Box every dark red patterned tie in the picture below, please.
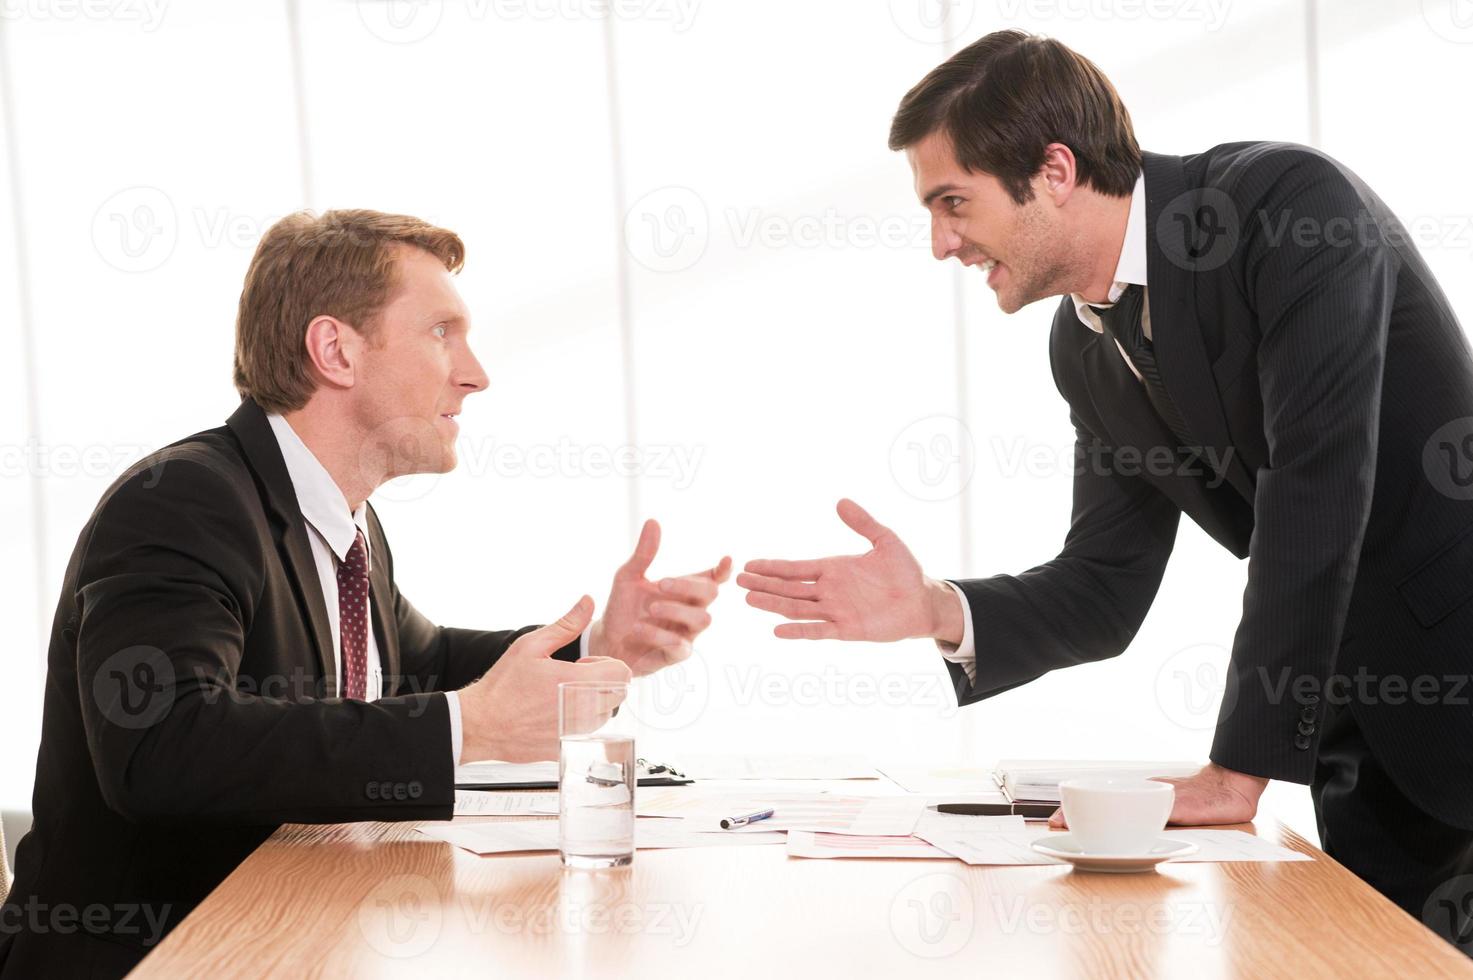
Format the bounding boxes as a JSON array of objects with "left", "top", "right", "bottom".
[{"left": 337, "top": 529, "right": 369, "bottom": 700}]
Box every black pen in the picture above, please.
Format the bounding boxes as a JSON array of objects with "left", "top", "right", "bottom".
[{"left": 934, "top": 802, "right": 1056, "bottom": 820}]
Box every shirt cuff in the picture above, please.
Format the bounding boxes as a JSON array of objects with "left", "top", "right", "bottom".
[
  {"left": 445, "top": 690, "right": 464, "bottom": 766},
  {"left": 936, "top": 581, "right": 976, "bottom": 686},
  {"left": 579, "top": 629, "right": 590, "bottom": 659}
]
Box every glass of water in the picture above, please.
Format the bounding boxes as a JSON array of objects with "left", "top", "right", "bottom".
[{"left": 558, "top": 680, "right": 634, "bottom": 869}]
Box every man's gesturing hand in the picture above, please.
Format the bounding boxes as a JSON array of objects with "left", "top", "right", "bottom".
[
  {"left": 458, "top": 596, "right": 631, "bottom": 763},
  {"left": 737, "top": 499, "right": 964, "bottom": 644},
  {"left": 588, "top": 518, "right": 732, "bottom": 677}
]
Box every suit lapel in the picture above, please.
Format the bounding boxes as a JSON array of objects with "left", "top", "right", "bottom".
[
  {"left": 1082, "top": 332, "right": 1254, "bottom": 557},
  {"left": 225, "top": 398, "right": 337, "bottom": 690},
  {"left": 1140, "top": 151, "right": 1257, "bottom": 505}
]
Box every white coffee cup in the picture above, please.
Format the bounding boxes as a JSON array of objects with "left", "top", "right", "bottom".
[{"left": 1057, "top": 777, "right": 1174, "bottom": 854}]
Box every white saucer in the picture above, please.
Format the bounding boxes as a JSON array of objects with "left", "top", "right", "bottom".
[{"left": 1030, "top": 834, "right": 1199, "bottom": 873}]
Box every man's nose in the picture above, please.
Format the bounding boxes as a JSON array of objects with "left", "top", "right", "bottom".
[
  {"left": 458, "top": 347, "right": 489, "bottom": 393},
  {"left": 931, "top": 215, "right": 961, "bottom": 261}
]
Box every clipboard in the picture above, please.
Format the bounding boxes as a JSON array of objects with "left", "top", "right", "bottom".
[{"left": 454, "top": 757, "right": 693, "bottom": 790}]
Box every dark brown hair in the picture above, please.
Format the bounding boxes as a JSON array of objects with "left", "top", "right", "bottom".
[
  {"left": 888, "top": 30, "right": 1140, "bottom": 205},
  {"left": 233, "top": 209, "right": 465, "bottom": 413}
]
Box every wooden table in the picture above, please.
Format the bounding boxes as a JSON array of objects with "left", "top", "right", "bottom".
[{"left": 130, "top": 781, "right": 1473, "bottom": 979}]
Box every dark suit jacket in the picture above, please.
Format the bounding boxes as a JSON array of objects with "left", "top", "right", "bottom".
[
  {"left": 0, "top": 397, "right": 577, "bottom": 977},
  {"left": 947, "top": 142, "right": 1473, "bottom": 827}
]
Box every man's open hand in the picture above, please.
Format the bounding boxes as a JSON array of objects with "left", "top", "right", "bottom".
[
  {"left": 737, "top": 499, "right": 963, "bottom": 644},
  {"left": 589, "top": 519, "right": 732, "bottom": 676}
]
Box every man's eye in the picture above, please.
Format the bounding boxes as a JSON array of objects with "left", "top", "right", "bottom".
[
  {"left": 432, "top": 324, "right": 447, "bottom": 338},
  {"left": 944, "top": 196, "right": 964, "bottom": 210}
]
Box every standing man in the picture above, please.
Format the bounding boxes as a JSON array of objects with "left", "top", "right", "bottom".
[
  {"left": 740, "top": 30, "right": 1473, "bottom": 941},
  {"left": 0, "top": 209, "right": 729, "bottom": 977}
]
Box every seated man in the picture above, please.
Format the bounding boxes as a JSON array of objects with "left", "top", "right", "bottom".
[{"left": 0, "top": 210, "right": 729, "bottom": 978}]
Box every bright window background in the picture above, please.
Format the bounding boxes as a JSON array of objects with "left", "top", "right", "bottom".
[{"left": 3, "top": 1, "right": 1471, "bottom": 845}]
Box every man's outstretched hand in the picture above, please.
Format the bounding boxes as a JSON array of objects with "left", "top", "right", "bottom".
[
  {"left": 589, "top": 518, "right": 732, "bottom": 676},
  {"left": 737, "top": 499, "right": 964, "bottom": 645},
  {"left": 1047, "top": 762, "right": 1270, "bottom": 829}
]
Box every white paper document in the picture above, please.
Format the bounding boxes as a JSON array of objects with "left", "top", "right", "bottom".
[
  {"left": 419, "top": 818, "right": 787, "bottom": 856},
  {"left": 787, "top": 814, "right": 1025, "bottom": 859},
  {"left": 637, "top": 792, "right": 925, "bottom": 836},
  {"left": 452, "top": 791, "right": 559, "bottom": 816},
  {"left": 917, "top": 828, "right": 1314, "bottom": 866}
]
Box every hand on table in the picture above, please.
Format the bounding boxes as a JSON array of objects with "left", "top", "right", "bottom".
[{"left": 1046, "top": 762, "right": 1270, "bottom": 828}]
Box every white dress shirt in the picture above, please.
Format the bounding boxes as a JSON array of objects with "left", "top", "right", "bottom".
[
  {"left": 939, "top": 173, "right": 1148, "bottom": 684},
  {"left": 266, "top": 413, "right": 468, "bottom": 763}
]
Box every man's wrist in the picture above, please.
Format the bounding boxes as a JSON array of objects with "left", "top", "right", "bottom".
[
  {"left": 921, "top": 576, "right": 965, "bottom": 646},
  {"left": 586, "top": 618, "right": 607, "bottom": 660}
]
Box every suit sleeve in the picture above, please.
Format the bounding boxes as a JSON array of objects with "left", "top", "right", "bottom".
[
  {"left": 1208, "top": 154, "right": 1395, "bottom": 783},
  {"left": 946, "top": 408, "right": 1181, "bottom": 706},
  {"left": 76, "top": 459, "right": 455, "bottom": 825}
]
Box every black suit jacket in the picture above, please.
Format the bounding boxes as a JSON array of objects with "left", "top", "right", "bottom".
[
  {"left": 948, "top": 142, "right": 1473, "bottom": 827},
  {"left": 0, "top": 398, "right": 577, "bottom": 977}
]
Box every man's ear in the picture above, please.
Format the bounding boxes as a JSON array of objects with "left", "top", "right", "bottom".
[
  {"left": 302, "top": 315, "right": 359, "bottom": 390},
  {"left": 1037, "top": 142, "right": 1079, "bottom": 207}
]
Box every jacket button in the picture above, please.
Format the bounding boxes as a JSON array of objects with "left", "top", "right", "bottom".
[
  {"left": 1300, "top": 707, "right": 1317, "bottom": 722},
  {"left": 1294, "top": 734, "right": 1312, "bottom": 750},
  {"left": 1297, "top": 720, "right": 1316, "bottom": 736}
]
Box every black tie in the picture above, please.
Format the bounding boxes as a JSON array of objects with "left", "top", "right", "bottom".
[{"left": 1091, "top": 284, "right": 1195, "bottom": 450}]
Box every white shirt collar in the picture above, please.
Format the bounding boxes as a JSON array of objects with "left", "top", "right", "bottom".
[
  {"left": 265, "top": 412, "right": 372, "bottom": 570},
  {"left": 1069, "top": 172, "right": 1147, "bottom": 331}
]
